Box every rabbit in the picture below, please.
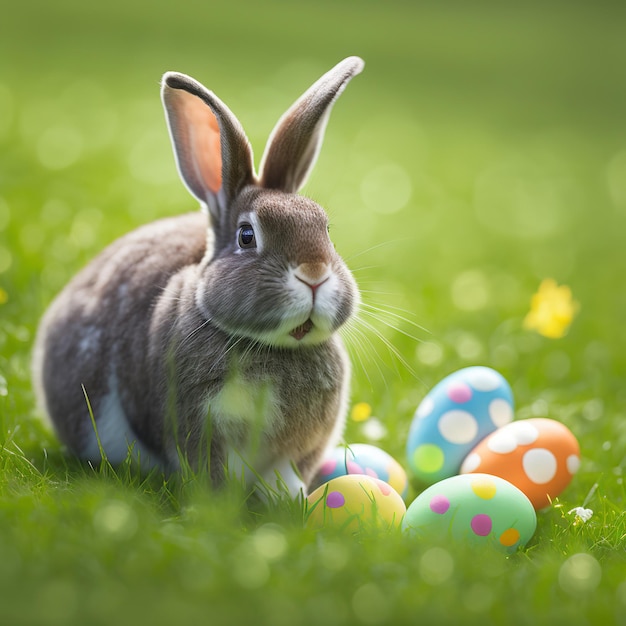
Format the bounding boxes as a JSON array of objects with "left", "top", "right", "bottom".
[{"left": 32, "top": 56, "right": 365, "bottom": 498}]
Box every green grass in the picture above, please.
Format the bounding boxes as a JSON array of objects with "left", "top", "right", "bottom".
[{"left": 2, "top": 0, "right": 626, "bottom": 624}]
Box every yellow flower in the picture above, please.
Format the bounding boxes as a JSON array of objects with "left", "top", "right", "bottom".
[
  {"left": 351, "top": 402, "right": 372, "bottom": 422},
  {"left": 523, "top": 279, "right": 579, "bottom": 338}
]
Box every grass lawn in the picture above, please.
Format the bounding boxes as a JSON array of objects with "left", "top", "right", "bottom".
[{"left": 1, "top": 1, "right": 626, "bottom": 624}]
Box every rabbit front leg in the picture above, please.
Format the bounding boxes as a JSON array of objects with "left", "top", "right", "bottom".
[
  {"left": 260, "top": 457, "right": 306, "bottom": 499},
  {"left": 225, "top": 447, "right": 305, "bottom": 500}
]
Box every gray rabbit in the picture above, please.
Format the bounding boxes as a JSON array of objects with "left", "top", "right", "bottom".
[{"left": 32, "top": 57, "right": 364, "bottom": 497}]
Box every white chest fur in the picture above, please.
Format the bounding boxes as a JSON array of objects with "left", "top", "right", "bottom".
[
  {"left": 208, "top": 371, "right": 304, "bottom": 497},
  {"left": 208, "top": 371, "right": 280, "bottom": 439}
]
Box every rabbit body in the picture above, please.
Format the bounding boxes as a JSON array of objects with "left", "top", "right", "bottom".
[{"left": 32, "top": 57, "right": 364, "bottom": 496}]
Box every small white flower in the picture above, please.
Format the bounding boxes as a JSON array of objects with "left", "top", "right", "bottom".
[{"left": 568, "top": 507, "right": 593, "bottom": 522}]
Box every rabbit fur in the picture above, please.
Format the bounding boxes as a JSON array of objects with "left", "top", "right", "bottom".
[{"left": 32, "top": 57, "right": 364, "bottom": 497}]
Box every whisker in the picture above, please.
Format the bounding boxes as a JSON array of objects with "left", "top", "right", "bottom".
[
  {"left": 344, "top": 238, "right": 412, "bottom": 264},
  {"left": 341, "top": 323, "right": 387, "bottom": 388},
  {"left": 355, "top": 322, "right": 405, "bottom": 383},
  {"left": 201, "top": 334, "right": 248, "bottom": 380},
  {"left": 223, "top": 334, "right": 250, "bottom": 360},
  {"left": 349, "top": 265, "right": 383, "bottom": 274},
  {"left": 360, "top": 297, "right": 423, "bottom": 318},
  {"left": 358, "top": 289, "right": 404, "bottom": 295},
  {"left": 354, "top": 315, "right": 419, "bottom": 380},
  {"left": 158, "top": 284, "right": 186, "bottom": 303},
  {"left": 358, "top": 304, "right": 430, "bottom": 339},
  {"left": 175, "top": 317, "right": 213, "bottom": 355},
  {"left": 240, "top": 337, "right": 266, "bottom": 362},
  {"left": 360, "top": 311, "right": 425, "bottom": 345}
]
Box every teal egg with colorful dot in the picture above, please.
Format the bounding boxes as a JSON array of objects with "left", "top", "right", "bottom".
[
  {"left": 311, "top": 443, "right": 409, "bottom": 499},
  {"left": 406, "top": 366, "right": 514, "bottom": 485},
  {"left": 402, "top": 473, "right": 537, "bottom": 553}
]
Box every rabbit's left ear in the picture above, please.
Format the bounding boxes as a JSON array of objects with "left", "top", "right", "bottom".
[
  {"left": 259, "top": 56, "right": 364, "bottom": 193},
  {"left": 161, "top": 73, "right": 255, "bottom": 226}
]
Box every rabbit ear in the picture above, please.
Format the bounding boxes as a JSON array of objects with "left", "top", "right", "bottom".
[
  {"left": 161, "top": 72, "right": 255, "bottom": 225},
  {"left": 259, "top": 56, "right": 364, "bottom": 193}
]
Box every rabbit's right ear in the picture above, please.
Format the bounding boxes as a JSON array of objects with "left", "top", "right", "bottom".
[
  {"left": 259, "top": 56, "right": 364, "bottom": 193},
  {"left": 161, "top": 73, "right": 255, "bottom": 227}
]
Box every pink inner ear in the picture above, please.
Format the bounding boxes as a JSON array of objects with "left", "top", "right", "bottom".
[{"left": 180, "top": 91, "right": 222, "bottom": 193}]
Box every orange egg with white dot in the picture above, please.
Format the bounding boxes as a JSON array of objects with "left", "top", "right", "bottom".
[{"left": 460, "top": 418, "right": 580, "bottom": 509}]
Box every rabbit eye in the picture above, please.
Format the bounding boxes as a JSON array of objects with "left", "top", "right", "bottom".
[{"left": 238, "top": 224, "right": 256, "bottom": 249}]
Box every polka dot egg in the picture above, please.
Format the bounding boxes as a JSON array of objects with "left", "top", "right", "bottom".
[
  {"left": 406, "top": 366, "right": 514, "bottom": 485},
  {"left": 460, "top": 418, "right": 580, "bottom": 509},
  {"left": 306, "top": 475, "right": 406, "bottom": 533},
  {"left": 310, "top": 443, "right": 409, "bottom": 499},
  {"left": 402, "top": 473, "right": 537, "bottom": 553}
]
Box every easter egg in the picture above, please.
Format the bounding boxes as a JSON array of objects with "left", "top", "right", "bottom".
[
  {"left": 460, "top": 418, "right": 580, "bottom": 509},
  {"left": 406, "top": 366, "right": 514, "bottom": 485},
  {"left": 402, "top": 473, "right": 537, "bottom": 553},
  {"left": 311, "top": 443, "right": 409, "bottom": 499},
  {"left": 306, "top": 475, "right": 406, "bottom": 532}
]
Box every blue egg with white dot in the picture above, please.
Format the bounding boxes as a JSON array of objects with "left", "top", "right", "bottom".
[{"left": 406, "top": 366, "right": 514, "bottom": 485}]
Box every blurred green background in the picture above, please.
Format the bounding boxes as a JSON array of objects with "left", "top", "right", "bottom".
[
  {"left": 4, "top": 0, "right": 626, "bottom": 419},
  {"left": 1, "top": 1, "right": 626, "bottom": 624}
]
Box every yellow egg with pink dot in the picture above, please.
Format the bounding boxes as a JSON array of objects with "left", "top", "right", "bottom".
[{"left": 306, "top": 475, "right": 406, "bottom": 533}]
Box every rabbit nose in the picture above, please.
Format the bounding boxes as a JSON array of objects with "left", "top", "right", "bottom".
[{"left": 294, "top": 263, "right": 330, "bottom": 293}]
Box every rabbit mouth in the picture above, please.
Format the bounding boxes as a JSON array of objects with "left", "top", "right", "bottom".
[{"left": 289, "top": 318, "right": 314, "bottom": 341}]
